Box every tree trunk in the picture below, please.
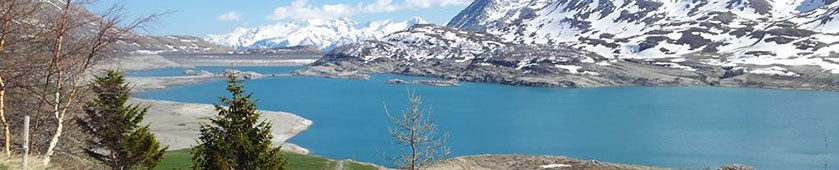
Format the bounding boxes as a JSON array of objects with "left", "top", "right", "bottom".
[
  {"left": 0, "top": 0, "right": 16, "bottom": 159},
  {"left": 43, "top": 108, "right": 62, "bottom": 165},
  {"left": 43, "top": 0, "right": 71, "bottom": 165},
  {"left": 410, "top": 124, "right": 417, "bottom": 170},
  {"left": 43, "top": 62, "right": 64, "bottom": 166},
  {"left": 0, "top": 76, "right": 7, "bottom": 157},
  {"left": 410, "top": 140, "right": 417, "bottom": 170}
]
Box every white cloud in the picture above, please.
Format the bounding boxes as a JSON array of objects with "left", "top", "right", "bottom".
[
  {"left": 406, "top": 0, "right": 470, "bottom": 8},
  {"left": 267, "top": 0, "right": 471, "bottom": 20},
  {"left": 218, "top": 11, "right": 241, "bottom": 21}
]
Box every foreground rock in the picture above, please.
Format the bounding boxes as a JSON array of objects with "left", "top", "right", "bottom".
[
  {"left": 424, "top": 154, "right": 665, "bottom": 170},
  {"left": 129, "top": 98, "right": 313, "bottom": 154},
  {"left": 302, "top": 24, "right": 839, "bottom": 91},
  {"left": 425, "top": 154, "right": 754, "bottom": 170}
]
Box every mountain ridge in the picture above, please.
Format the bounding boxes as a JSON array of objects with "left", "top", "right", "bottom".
[{"left": 206, "top": 17, "right": 429, "bottom": 51}]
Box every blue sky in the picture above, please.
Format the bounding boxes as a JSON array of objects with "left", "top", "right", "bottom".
[{"left": 84, "top": 0, "right": 471, "bottom": 36}]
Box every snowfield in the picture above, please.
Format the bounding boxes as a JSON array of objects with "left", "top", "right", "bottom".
[{"left": 206, "top": 17, "right": 428, "bottom": 51}]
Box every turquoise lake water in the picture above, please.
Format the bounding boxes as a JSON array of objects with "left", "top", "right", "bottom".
[{"left": 133, "top": 66, "right": 839, "bottom": 169}]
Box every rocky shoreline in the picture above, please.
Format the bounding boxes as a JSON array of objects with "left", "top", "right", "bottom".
[{"left": 296, "top": 59, "right": 839, "bottom": 91}]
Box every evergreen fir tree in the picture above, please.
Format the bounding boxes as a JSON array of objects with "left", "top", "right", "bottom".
[
  {"left": 191, "top": 73, "right": 288, "bottom": 170},
  {"left": 78, "top": 69, "right": 167, "bottom": 170}
]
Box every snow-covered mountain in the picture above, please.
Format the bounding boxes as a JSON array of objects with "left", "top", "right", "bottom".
[
  {"left": 305, "top": 0, "right": 839, "bottom": 90},
  {"left": 206, "top": 17, "right": 428, "bottom": 51},
  {"left": 306, "top": 24, "right": 711, "bottom": 87},
  {"left": 446, "top": 0, "right": 839, "bottom": 72}
]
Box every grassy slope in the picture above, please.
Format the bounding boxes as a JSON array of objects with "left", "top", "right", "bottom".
[{"left": 155, "top": 149, "right": 379, "bottom": 170}]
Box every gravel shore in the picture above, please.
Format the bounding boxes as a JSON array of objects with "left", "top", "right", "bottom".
[{"left": 128, "top": 98, "right": 313, "bottom": 154}]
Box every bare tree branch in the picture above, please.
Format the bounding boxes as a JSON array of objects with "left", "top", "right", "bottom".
[{"left": 385, "top": 91, "right": 450, "bottom": 170}]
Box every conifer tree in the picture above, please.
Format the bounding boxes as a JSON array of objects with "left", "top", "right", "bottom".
[
  {"left": 191, "top": 73, "right": 288, "bottom": 170},
  {"left": 78, "top": 69, "right": 167, "bottom": 170}
]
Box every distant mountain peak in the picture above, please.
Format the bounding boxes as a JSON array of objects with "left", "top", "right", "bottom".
[
  {"left": 206, "top": 17, "right": 428, "bottom": 51},
  {"left": 408, "top": 16, "right": 428, "bottom": 25}
]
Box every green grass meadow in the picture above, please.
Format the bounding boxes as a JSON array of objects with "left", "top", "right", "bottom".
[{"left": 154, "top": 149, "right": 379, "bottom": 170}]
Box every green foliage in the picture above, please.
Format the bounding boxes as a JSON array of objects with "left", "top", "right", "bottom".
[
  {"left": 78, "top": 69, "right": 167, "bottom": 170},
  {"left": 155, "top": 149, "right": 192, "bottom": 170},
  {"left": 158, "top": 149, "right": 378, "bottom": 170},
  {"left": 284, "top": 151, "right": 329, "bottom": 170},
  {"left": 344, "top": 162, "right": 380, "bottom": 170},
  {"left": 191, "top": 74, "right": 288, "bottom": 170}
]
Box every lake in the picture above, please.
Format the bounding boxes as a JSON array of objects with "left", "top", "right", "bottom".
[{"left": 133, "top": 66, "right": 839, "bottom": 169}]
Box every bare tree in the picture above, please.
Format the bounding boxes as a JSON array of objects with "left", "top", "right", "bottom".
[
  {"left": 384, "top": 92, "right": 450, "bottom": 170},
  {"left": 30, "top": 0, "right": 158, "bottom": 165},
  {"left": 0, "top": 0, "right": 38, "bottom": 157},
  {"left": 0, "top": 0, "right": 158, "bottom": 166},
  {"left": 1, "top": 0, "right": 15, "bottom": 157},
  {"left": 0, "top": 72, "right": 4, "bottom": 158}
]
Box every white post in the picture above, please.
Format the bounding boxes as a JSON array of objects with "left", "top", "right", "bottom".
[{"left": 22, "top": 116, "right": 28, "bottom": 169}]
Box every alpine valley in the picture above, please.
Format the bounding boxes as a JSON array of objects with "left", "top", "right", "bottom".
[{"left": 295, "top": 0, "right": 839, "bottom": 90}]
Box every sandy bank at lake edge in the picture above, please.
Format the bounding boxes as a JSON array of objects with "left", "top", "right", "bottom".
[
  {"left": 101, "top": 55, "right": 188, "bottom": 71},
  {"left": 127, "top": 75, "right": 218, "bottom": 92},
  {"left": 100, "top": 54, "right": 318, "bottom": 72},
  {"left": 128, "top": 98, "right": 313, "bottom": 154},
  {"left": 114, "top": 54, "right": 312, "bottom": 92}
]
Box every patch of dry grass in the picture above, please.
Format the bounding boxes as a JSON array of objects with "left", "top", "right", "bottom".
[{"left": 0, "top": 154, "right": 51, "bottom": 170}]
